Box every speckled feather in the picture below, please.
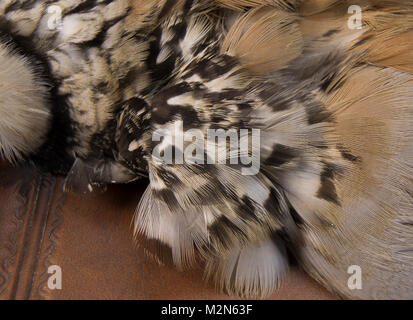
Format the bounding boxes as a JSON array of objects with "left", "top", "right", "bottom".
[{"left": 0, "top": 0, "right": 412, "bottom": 299}]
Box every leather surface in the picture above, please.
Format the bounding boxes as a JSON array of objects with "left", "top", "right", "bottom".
[{"left": 0, "top": 161, "right": 336, "bottom": 300}]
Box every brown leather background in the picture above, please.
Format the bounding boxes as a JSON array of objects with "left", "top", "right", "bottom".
[{"left": 0, "top": 160, "right": 336, "bottom": 300}]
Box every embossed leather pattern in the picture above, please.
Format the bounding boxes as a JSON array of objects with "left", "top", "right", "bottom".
[{"left": 0, "top": 161, "right": 335, "bottom": 300}]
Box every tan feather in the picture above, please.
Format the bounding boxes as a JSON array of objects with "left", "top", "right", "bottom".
[
  {"left": 355, "top": 31, "right": 413, "bottom": 74},
  {"left": 128, "top": 0, "right": 413, "bottom": 299},
  {"left": 222, "top": 7, "right": 303, "bottom": 73},
  {"left": 298, "top": 1, "right": 413, "bottom": 72},
  {"left": 216, "top": 0, "right": 298, "bottom": 11},
  {"left": 218, "top": 0, "right": 413, "bottom": 298},
  {"left": 292, "top": 63, "right": 413, "bottom": 299},
  {"left": 130, "top": 0, "right": 413, "bottom": 299},
  {"left": 299, "top": 0, "right": 341, "bottom": 16}
]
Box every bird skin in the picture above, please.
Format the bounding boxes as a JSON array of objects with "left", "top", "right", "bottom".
[{"left": 0, "top": 0, "right": 412, "bottom": 299}]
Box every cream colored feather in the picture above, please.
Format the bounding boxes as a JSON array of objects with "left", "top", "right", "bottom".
[
  {"left": 128, "top": 0, "right": 413, "bottom": 298},
  {"left": 212, "top": 0, "right": 413, "bottom": 298},
  {"left": 295, "top": 64, "right": 413, "bottom": 298},
  {"left": 244, "top": 0, "right": 413, "bottom": 298},
  {"left": 0, "top": 41, "right": 51, "bottom": 163}
]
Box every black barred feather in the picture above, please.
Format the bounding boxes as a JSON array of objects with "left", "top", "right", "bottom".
[{"left": 0, "top": 0, "right": 412, "bottom": 299}]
